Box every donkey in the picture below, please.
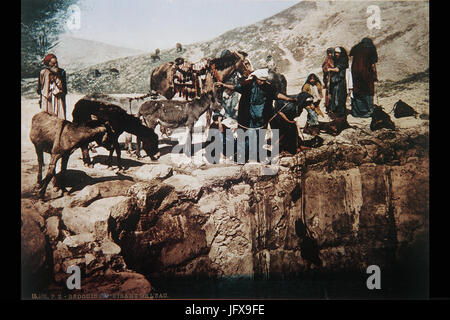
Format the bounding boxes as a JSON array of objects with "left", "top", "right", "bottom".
[
  {"left": 149, "top": 51, "right": 254, "bottom": 132},
  {"left": 138, "top": 90, "right": 222, "bottom": 148},
  {"left": 72, "top": 97, "right": 160, "bottom": 170},
  {"left": 30, "top": 112, "right": 111, "bottom": 198}
]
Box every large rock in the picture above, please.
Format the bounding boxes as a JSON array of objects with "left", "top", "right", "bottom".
[
  {"left": 22, "top": 199, "right": 45, "bottom": 229},
  {"left": 126, "top": 182, "right": 176, "bottom": 212},
  {"left": 68, "top": 185, "right": 101, "bottom": 207},
  {"left": 21, "top": 211, "right": 47, "bottom": 277},
  {"left": 78, "top": 270, "right": 151, "bottom": 296},
  {"left": 21, "top": 202, "right": 50, "bottom": 295},
  {"left": 45, "top": 216, "right": 60, "bottom": 243},
  {"left": 163, "top": 175, "right": 204, "bottom": 200},
  {"left": 62, "top": 233, "right": 95, "bottom": 249},
  {"left": 114, "top": 131, "right": 429, "bottom": 280},
  {"left": 96, "top": 180, "right": 136, "bottom": 198},
  {"left": 61, "top": 196, "right": 127, "bottom": 236},
  {"left": 135, "top": 164, "right": 173, "bottom": 181},
  {"left": 191, "top": 166, "right": 243, "bottom": 187},
  {"left": 109, "top": 197, "right": 138, "bottom": 229}
]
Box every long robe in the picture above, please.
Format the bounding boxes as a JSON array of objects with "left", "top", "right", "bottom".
[
  {"left": 37, "top": 67, "right": 67, "bottom": 119},
  {"left": 235, "top": 78, "right": 278, "bottom": 129},
  {"left": 234, "top": 78, "right": 278, "bottom": 161},
  {"left": 271, "top": 92, "right": 313, "bottom": 154},
  {"left": 349, "top": 39, "right": 378, "bottom": 117},
  {"left": 349, "top": 42, "right": 378, "bottom": 96},
  {"left": 329, "top": 51, "right": 348, "bottom": 117}
]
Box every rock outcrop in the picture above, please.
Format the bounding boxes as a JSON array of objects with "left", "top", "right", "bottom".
[
  {"left": 107, "top": 127, "right": 429, "bottom": 281},
  {"left": 21, "top": 125, "right": 428, "bottom": 298}
]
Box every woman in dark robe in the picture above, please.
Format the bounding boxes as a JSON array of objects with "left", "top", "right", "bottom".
[
  {"left": 349, "top": 37, "right": 378, "bottom": 117},
  {"left": 270, "top": 92, "right": 314, "bottom": 155},
  {"left": 328, "top": 47, "right": 349, "bottom": 118}
]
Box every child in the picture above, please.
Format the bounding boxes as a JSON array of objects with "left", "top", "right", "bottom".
[{"left": 321, "top": 48, "right": 334, "bottom": 112}]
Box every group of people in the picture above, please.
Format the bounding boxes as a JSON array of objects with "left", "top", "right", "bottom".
[
  {"left": 322, "top": 38, "right": 379, "bottom": 120},
  {"left": 213, "top": 37, "right": 379, "bottom": 158},
  {"left": 36, "top": 37, "right": 378, "bottom": 162}
]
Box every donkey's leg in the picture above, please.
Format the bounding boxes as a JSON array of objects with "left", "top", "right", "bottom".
[
  {"left": 107, "top": 148, "right": 114, "bottom": 169},
  {"left": 52, "top": 149, "right": 69, "bottom": 192},
  {"left": 125, "top": 133, "right": 134, "bottom": 155},
  {"left": 39, "top": 154, "right": 60, "bottom": 198},
  {"left": 34, "top": 146, "right": 44, "bottom": 186},
  {"left": 81, "top": 143, "right": 93, "bottom": 168},
  {"left": 136, "top": 136, "right": 142, "bottom": 158},
  {"left": 57, "top": 152, "right": 70, "bottom": 195},
  {"left": 204, "top": 109, "right": 212, "bottom": 139},
  {"left": 184, "top": 126, "right": 194, "bottom": 157},
  {"left": 112, "top": 140, "right": 124, "bottom": 171}
]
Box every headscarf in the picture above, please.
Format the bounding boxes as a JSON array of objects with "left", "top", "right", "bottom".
[
  {"left": 304, "top": 73, "right": 322, "bottom": 86},
  {"left": 360, "top": 38, "right": 376, "bottom": 49},
  {"left": 358, "top": 37, "right": 378, "bottom": 64},
  {"left": 296, "top": 92, "right": 314, "bottom": 109},
  {"left": 249, "top": 68, "right": 269, "bottom": 81},
  {"left": 43, "top": 54, "right": 57, "bottom": 66},
  {"left": 333, "top": 46, "right": 349, "bottom": 70}
]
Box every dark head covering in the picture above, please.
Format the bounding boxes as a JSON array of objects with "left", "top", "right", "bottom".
[
  {"left": 304, "top": 73, "right": 322, "bottom": 86},
  {"left": 351, "top": 37, "right": 378, "bottom": 64},
  {"left": 43, "top": 53, "right": 56, "bottom": 66},
  {"left": 326, "top": 47, "right": 334, "bottom": 54},
  {"left": 360, "top": 37, "right": 376, "bottom": 49},
  {"left": 333, "top": 47, "right": 349, "bottom": 70},
  {"left": 296, "top": 92, "right": 314, "bottom": 109},
  {"left": 220, "top": 49, "right": 232, "bottom": 58}
]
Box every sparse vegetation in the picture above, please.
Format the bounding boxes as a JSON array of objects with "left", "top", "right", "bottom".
[{"left": 21, "top": 0, "right": 429, "bottom": 100}]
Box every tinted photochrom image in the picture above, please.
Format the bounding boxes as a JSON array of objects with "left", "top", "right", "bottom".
[{"left": 21, "top": 0, "right": 429, "bottom": 300}]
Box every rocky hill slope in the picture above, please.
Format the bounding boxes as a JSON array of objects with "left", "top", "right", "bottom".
[{"left": 21, "top": 0, "right": 429, "bottom": 102}]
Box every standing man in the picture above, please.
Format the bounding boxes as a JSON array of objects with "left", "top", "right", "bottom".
[
  {"left": 216, "top": 68, "right": 296, "bottom": 162},
  {"left": 37, "top": 53, "right": 67, "bottom": 119},
  {"left": 349, "top": 38, "right": 378, "bottom": 117}
]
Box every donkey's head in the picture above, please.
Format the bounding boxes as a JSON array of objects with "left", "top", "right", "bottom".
[{"left": 234, "top": 51, "right": 254, "bottom": 78}]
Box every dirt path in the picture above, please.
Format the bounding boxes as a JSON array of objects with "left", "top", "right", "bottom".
[{"left": 278, "top": 42, "right": 303, "bottom": 94}]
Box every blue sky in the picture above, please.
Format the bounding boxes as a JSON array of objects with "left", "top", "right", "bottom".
[{"left": 65, "top": 0, "right": 298, "bottom": 52}]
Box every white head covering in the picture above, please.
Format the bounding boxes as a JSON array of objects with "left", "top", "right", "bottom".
[
  {"left": 249, "top": 68, "right": 269, "bottom": 81},
  {"left": 335, "top": 47, "right": 341, "bottom": 53}
]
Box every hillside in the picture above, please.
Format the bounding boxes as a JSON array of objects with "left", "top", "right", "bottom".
[
  {"left": 52, "top": 34, "right": 143, "bottom": 72},
  {"left": 22, "top": 0, "right": 429, "bottom": 108}
]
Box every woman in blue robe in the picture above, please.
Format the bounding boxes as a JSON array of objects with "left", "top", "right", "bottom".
[{"left": 328, "top": 47, "right": 349, "bottom": 118}]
